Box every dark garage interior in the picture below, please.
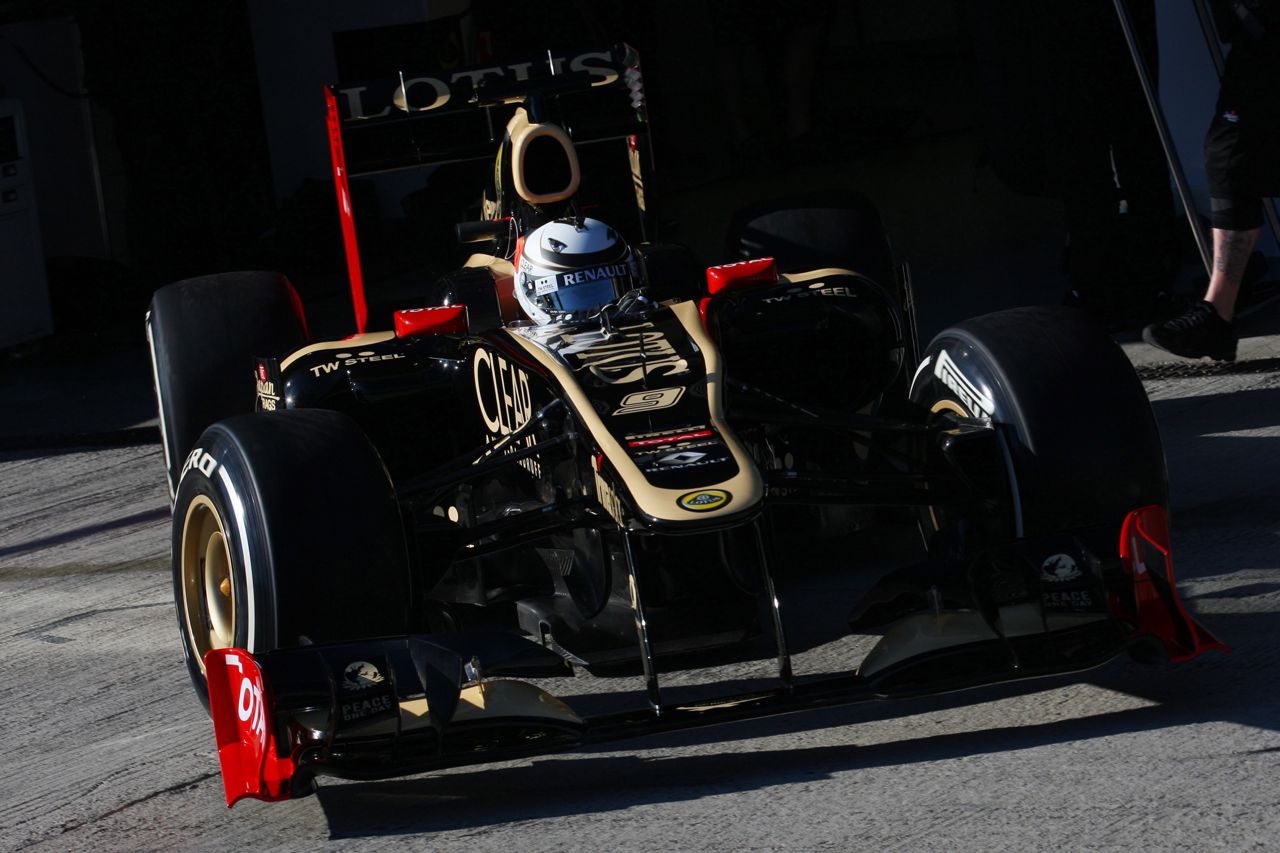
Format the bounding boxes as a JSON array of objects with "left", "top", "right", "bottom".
[{"left": 0, "top": 0, "right": 1274, "bottom": 437}]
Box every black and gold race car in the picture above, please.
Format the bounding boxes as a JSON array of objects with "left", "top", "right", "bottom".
[{"left": 145, "top": 45, "right": 1223, "bottom": 807}]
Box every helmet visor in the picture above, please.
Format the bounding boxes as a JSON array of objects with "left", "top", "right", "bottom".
[{"left": 535, "top": 265, "right": 631, "bottom": 317}]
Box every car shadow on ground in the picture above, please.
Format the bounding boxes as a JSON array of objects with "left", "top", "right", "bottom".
[
  {"left": 0, "top": 507, "right": 169, "bottom": 560},
  {"left": 1150, "top": 385, "right": 1280, "bottom": 433},
  {"left": 1149, "top": 385, "right": 1280, "bottom": 572}
]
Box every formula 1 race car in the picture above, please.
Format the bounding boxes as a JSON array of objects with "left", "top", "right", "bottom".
[{"left": 145, "top": 45, "right": 1225, "bottom": 807}]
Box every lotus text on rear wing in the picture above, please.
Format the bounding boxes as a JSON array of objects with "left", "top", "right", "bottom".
[{"left": 337, "top": 50, "right": 621, "bottom": 120}]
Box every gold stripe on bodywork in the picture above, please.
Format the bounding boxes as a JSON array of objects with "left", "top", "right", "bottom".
[
  {"left": 506, "top": 301, "right": 764, "bottom": 524},
  {"left": 280, "top": 331, "right": 397, "bottom": 372},
  {"left": 779, "top": 267, "right": 859, "bottom": 285},
  {"left": 394, "top": 682, "right": 583, "bottom": 731}
]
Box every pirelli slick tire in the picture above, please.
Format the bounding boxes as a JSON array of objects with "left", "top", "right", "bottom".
[
  {"left": 147, "top": 271, "right": 308, "bottom": 497},
  {"left": 909, "top": 306, "right": 1167, "bottom": 538},
  {"left": 725, "top": 193, "right": 913, "bottom": 411},
  {"left": 726, "top": 192, "right": 894, "bottom": 284},
  {"left": 172, "top": 409, "right": 412, "bottom": 708}
]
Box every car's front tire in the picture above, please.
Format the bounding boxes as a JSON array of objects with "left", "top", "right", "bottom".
[
  {"left": 172, "top": 409, "right": 413, "bottom": 707},
  {"left": 910, "top": 306, "right": 1167, "bottom": 539}
]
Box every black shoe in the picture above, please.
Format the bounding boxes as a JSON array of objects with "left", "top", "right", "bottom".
[{"left": 1141, "top": 301, "right": 1238, "bottom": 361}]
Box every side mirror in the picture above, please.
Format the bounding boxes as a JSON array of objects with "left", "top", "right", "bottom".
[{"left": 393, "top": 305, "right": 469, "bottom": 338}]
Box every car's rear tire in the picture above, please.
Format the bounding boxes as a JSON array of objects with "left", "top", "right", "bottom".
[
  {"left": 147, "top": 271, "right": 308, "bottom": 496},
  {"left": 909, "top": 306, "right": 1167, "bottom": 538},
  {"left": 725, "top": 192, "right": 916, "bottom": 404},
  {"left": 725, "top": 191, "right": 896, "bottom": 285},
  {"left": 637, "top": 242, "right": 704, "bottom": 303},
  {"left": 172, "top": 409, "right": 413, "bottom": 708}
]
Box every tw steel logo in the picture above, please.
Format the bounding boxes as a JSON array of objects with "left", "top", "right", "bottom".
[
  {"left": 761, "top": 281, "right": 856, "bottom": 304},
  {"left": 309, "top": 351, "right": 406, "bottom": 377},
  {"left": 473, "top": 348, "right": 539, "bottom": 476}
]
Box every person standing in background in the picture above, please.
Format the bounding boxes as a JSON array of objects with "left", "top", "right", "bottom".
[{"left": 1143, "top": 0, "right": 1280, "bottom": 361}]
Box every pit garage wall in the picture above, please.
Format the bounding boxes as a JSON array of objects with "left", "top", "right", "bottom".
[
  {"left": 247, "top": 0, "right": 470, "bottom": 219},
  {"left": 0, "top": 16, "right": 108, "bottom": 346},
  {"left": 0, "top": 16, "right": 112, "bottom": 261},
  {"left": 245, "top": 1, "right": 1268, "bottom": 254}
]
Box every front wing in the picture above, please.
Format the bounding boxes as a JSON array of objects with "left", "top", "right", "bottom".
[{"left": 205, "top": 506, "right": 1226, "bottom": 807}]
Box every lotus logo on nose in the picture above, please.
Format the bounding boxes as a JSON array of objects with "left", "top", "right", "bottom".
[{"left": 677, "top": 489, "right": 731, "bottom": 512}]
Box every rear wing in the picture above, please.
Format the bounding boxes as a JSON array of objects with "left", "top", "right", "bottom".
[{"left": 323, "top": 44, "right": 651, "bottom": 332}]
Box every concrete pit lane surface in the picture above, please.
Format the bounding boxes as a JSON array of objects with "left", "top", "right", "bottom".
[{"left": 4, "top": 337, "right": 1280, "bottom": 852}]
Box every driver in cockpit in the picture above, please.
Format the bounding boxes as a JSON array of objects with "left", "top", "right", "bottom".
[{"left": 513, "top": 216, "right": 640, "bottom": 325}]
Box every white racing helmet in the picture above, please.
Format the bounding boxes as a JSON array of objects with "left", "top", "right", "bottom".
[{"left": 515, "top": 217, "right": 637, "bottom": 324}]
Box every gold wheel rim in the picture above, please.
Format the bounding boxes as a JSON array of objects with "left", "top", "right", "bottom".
[
  {"left": 927, "top": 398, "right": 972, "bottom": 532},
  {"left": 930, "top": 399, "right": 970, "bottom": 418},
  {"left": 180, "top": 495, "right": 235, "bottom": 676}
]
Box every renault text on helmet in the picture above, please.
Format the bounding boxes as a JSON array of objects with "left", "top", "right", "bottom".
[{"left": 515, "top": 217, "right": 637, "bottom": 324}]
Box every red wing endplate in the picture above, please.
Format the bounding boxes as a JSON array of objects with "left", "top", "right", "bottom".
[
  {"left": 205, "top": 649, "right": 297, "bottom": 807},
  {"left": 1117, "top": 505, "right": 1230, "bottom": 663},
  {"left": 323, "top": 86, "right": 368, "bottom": 334}
]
